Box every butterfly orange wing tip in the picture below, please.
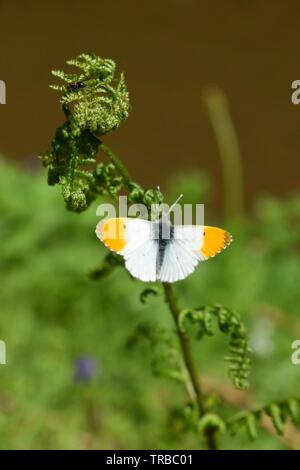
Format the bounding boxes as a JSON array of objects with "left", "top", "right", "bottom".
[
  {"left": 201, "top": 227, "right": 232, "bottom": 259},
  {"left": 96, "top": 218, "right": 127, "bottom": 253}
]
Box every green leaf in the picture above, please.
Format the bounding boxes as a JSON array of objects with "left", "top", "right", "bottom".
[
  {"left": 287, "top": 399, "right": 300, "bottom": 424},
  {"left": 245, "top": 413, "right": 257, "bottom": 441},
  {"left": 267, "top": 404, "right": 284, "bottom": 435}
]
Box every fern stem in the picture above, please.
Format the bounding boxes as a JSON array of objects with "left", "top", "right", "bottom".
[
  {"left": 100, "top": 143, "right": 132, "bottom": 188},
  {"left": 163, "top": 282, "right": 218, "bottom": 450}
]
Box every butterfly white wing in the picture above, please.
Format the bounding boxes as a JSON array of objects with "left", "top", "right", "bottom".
[
  {"left": 158, "top": 225, "right": 232, "bottom": 283},
  {"left": 96, "top": 217, "right": 158, "bottom": 282},
  {"left": 158, "top": 239, "right": 199, "bottom": 282},
  {"left": 124, "top": 239, "right": 158, "bottom": 282},
  {"left": 96, "top": 218, "right": 232, "bottom": 284}
]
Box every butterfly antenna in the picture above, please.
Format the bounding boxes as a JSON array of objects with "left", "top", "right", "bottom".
[{"left": 165, "top": 194, "right": 183, "bottom": 216}]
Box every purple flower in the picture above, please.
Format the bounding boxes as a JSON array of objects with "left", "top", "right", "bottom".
[{"left": 74, "top": 355, "right": 99, "bottom": 383}]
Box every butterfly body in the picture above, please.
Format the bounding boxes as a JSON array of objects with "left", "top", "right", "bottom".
[
  {"left": 152, "top": 217, "right": 174, "bottom": 275},
  {"left": 96, "top": 215, "right": 232, "bottom": 283}
]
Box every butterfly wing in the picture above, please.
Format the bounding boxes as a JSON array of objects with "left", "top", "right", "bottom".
[
  {"left": 199, "top": 226, "right": 232, "bottom": 260},
  {"left": 96, "top": 217, "right": 158, "bottom": 282},
  {"left": 96, "top": 219, "right": 232, "bottom": 283},
  {"left": 158, "top": 238, "right": 199, "bottom": 283},
  {"left": 158, "top": 225, "right": 232, "bottom": 283},
  {"left": 124, "top": 238, "right": 158, "bottom": 282}
]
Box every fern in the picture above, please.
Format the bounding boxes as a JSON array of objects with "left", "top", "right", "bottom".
[
  {"left": 178, "top": 304, "right": 251, "bottom": 390},
  {"left": 41, "top": 55, "right": 163, "bottom": 212},
  {"left": 51, "top": 53, "right": 129, "bottom": 135},
  {"left": 228, "top": 398, "right": 300, "bottom": 440}
]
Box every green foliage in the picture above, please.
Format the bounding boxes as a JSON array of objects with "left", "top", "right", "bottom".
[
  {"left": 179, "top": 305, "right": 251, "bottom": 390},
  {"left": 228, "top": 398, "right": 300, "bottom": 440},
  {"left": 89, "top": 252, "right": 124, "bottom": 280},
  {"left": 198, "top": 413, "right": 226, "bottom": 436},
  {"left": 41, "top": 62, "right": 163, "bottom": 213},
  {"left": 126, "top": 322, "right": 185, "bottom": 383},
  {"left": 31, "top": 53, "right": 300, "bottom": 449},
  {"left": 41, "top": 123, "right": 101, "bottom": 212},
  {"left": 1, "top": 160, "right": 300, "bottom": 449},
  {"left": 51, "top": 54, "right": 130, "bottom": 135},
  {"left": 41, "top": 54, "right": 132, "bottom": 212}
]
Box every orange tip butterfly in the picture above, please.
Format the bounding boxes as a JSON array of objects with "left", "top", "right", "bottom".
[{"left": 95, "top": 196, "right": 232, "bottom": 283}]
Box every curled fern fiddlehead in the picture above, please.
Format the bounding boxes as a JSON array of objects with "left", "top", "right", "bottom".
[
  {"left": 51, "top": 53, "right": 130, "bottom": 135},
  {"left": 179, "top": 304, "right": 251, "bottom": 391},
  {"left": 42, "top": 123, "right": 101, "bottom": 212},
  {"left": 198, "top": 413, "right": 226, "bottom": 436}
]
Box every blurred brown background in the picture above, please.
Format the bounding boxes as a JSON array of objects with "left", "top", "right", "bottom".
[{"left": 0, "top": 0, "right": 299, "bottom": 210}]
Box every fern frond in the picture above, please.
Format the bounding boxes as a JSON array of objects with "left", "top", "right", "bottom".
[
  {"left": 50, "top": 54, "right": 130, "bottom": 135},
  {"left": 228, "top": 398, "right": 300, "bottom": 441},
  {"left": 179, "top": 304, "right": 251, "bottom": 390},
  {"left": 40, "top": 123, "right": 101, "bottom": 212}
]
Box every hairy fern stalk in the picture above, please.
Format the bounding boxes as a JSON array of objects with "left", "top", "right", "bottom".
[{"left": 41, "top": 54, "right": 300, "bottom": 450}]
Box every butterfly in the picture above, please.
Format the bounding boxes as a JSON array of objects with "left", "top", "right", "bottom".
[{"left": 95, "top": 196, "right": 232, "bottom": 283}]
